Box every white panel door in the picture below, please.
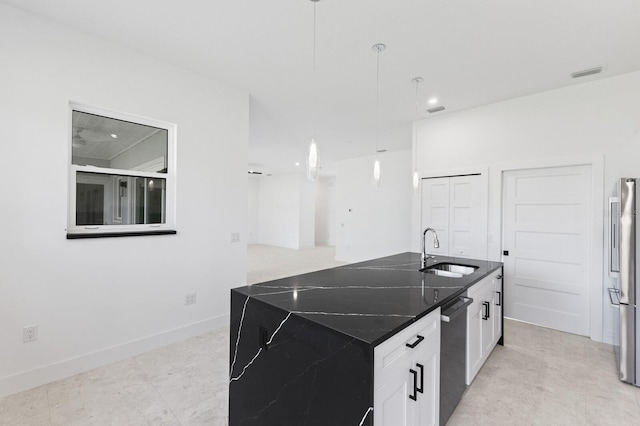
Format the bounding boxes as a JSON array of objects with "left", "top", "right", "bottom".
[
  {"left": 420, "top": 177, "right": 449, "bottom": 255},
  {"left": 503, "top": 165, "right": 591, "bottom": 336},
  {"left": 421, "top": 175, "right": 486, "bottom": 259},
  {"left": 449, "top": 175, "right": 484, "bottom": 258}
]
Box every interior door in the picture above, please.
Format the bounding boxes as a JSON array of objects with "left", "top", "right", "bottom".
[
  {"left": 502, "top": 165, "right": 591, "bottom": 336},
  {"left": 420, "top": 177, "right": 449, "bottom": 255},
  {"left": 449, "top": 175, "right": 484, "bottom": 258},
  {"left": 421, "top": 174, "right": 486, "bottom": 259}
]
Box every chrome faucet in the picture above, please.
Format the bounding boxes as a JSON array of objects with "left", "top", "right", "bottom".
[{"left": 422, "top": 227, "right": 440, "bottom": 268}]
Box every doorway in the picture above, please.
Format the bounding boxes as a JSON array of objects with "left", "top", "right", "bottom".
[{"left": 502, "top": 165, "right": 592, "bottom": 336}]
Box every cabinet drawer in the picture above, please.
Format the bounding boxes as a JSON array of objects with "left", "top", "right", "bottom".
[
  {"left": 374, "top": 308, "right": 441, "bottom": 389},
  {"left": 468, "top": 269, "right": 501, "bottom": 299},
  {"left": 467, "top": 275, "right": 492, "bottom": 299}
]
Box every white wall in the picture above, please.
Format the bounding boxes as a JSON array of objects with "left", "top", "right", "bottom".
[
  {"left": 247, "top": 176, "right": 260, "bottom": 244},
  {"left": 257, "top": 173, "right": 316, "bottom": 249},
  {"left": 250, "top": 174, "right": 332, "bottom": 249},
  {"left": 0, "top": 4, "right": 249, "bottom": 397},
  {"left": 315, "top": 177, "right": 337, "bottom": 246},
  {"left": 298, "top": 177, "right": 317, "bottom": 249},
  {"left": 413, "top": 71, "right": 640, "bottom": 343},
  {"left": 336, "top": 150, "right": 413, "bottom": 263}
]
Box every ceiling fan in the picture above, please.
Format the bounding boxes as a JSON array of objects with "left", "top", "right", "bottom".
[{"left": 72, "top": 127, "right": 115, "bottom": 148}]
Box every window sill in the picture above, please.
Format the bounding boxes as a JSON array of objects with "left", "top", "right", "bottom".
[{"left": 66, "top": 230, "right": 177, "bottom": 239}]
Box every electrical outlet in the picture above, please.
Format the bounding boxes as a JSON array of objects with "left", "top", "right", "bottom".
[
  {"left": 230, "top": 232, "right": 240, "bottom": 243},
  {"left": 23, "top": 325, "right": 38, "bottom": 343},
  {"left": 185, "top": 293, "right": 197, "bottom": 305}
]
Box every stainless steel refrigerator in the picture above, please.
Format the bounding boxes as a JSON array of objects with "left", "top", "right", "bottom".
[{"left": 609, "top": 178, "right": 640, "bottom": 386}]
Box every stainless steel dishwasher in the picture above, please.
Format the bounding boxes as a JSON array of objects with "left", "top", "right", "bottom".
[{"left": 439, "top": 292, "right": 473, "bottom": 426}]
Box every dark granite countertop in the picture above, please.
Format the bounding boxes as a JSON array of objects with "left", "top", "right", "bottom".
[{"left": 232, "top": 252, "right": 502, "bottom": 346}]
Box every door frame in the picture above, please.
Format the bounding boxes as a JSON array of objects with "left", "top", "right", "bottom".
[{"left": 493, "top": 155, "right": 604, "bottom": 341}]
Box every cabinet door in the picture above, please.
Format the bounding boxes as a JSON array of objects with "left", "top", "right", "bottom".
[
  {"left": 374, "top": 369, "right": 415, "bottom": 426},
  {"left": 465, "top": 297, "right": 484, "bottom": 385},
  {"left": 413, "top": 336, "right": 440, "bottom": 426},
  {"left": 494, "top": 273, "right": 503, "bottom": 345},
  {"left": 481, "top": 287, "right": 495, "bottom": 355},
  {"left": 374, "top": 352, "right": 440, "bottom": 426},
  {"left": 466, "top": 272, "right": 499, "bottom": 385},
  {"left": 375, "top": 308, "right": 441, "bottom": 426}
]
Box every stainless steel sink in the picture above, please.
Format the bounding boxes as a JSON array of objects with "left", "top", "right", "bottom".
[
  {"left": 421, "top": 263, "right": 478, "bottom": 278},
  {"left": 423, "top": 269, "right": 465, "bottom": 278}
]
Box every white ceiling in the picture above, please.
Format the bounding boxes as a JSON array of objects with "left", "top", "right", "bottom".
[{"left": 5, "top": 0, "right": 640, "bottom": 176}]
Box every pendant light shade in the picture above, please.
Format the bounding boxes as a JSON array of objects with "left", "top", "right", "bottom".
[
  {"left": 373, "top": 158, "right": 382, "bottom": 188},
  {"left": 307, "top": 138, "right": 319, "bottom": 180}
]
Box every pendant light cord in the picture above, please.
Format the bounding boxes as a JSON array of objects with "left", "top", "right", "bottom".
[
  {"left": 311, "top": 1, "right": 317, "bottom": 139},
  {"left": 375, "top": 47, "right": 380, "bottom": 153},
  {"left": 414, "top": 78, "right": 419, "bottom": 171}
]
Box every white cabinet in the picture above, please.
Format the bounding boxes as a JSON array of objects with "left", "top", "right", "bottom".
[
  {"left": 466, "top": 269, "right": 503, "bottom": 385},
  {"left": 374, "top": 308, "right": 441, "bottom": 426},
  {"left": 420, "top": 175, "right": 487, "bottom": 260}
]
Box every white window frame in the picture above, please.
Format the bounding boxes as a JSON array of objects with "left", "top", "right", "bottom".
[{"left": 67, "top": 102, "right": 177, "bottom": 237}]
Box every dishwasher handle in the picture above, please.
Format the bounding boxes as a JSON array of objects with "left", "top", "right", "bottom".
[{"left": 441, "top": 297, "right": 474, "bottom": 323}]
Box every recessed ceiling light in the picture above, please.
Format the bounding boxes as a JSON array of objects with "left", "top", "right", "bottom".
[
  {"left": 428, "top": 97, "right": 438, "bottom": 105},
  {"left": 295, "top": 162, "right": 300, "bottom": 166},
  {"left": 110, "top": 134, "right": 118, "bottom": 139}
]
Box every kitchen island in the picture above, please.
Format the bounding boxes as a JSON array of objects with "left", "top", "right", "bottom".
[{"left": 229, "top": 252, "right": 503, "bottom": 425}]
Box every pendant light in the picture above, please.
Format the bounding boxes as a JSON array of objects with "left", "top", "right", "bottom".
[
  {"left": 372, "top": 43, "right": 386, "bottom": 189},
  {"left": 306, "top": 0, "right": 321, "bottom": 181},
  {"left": 411, "top": 77, "right": 423, "bottom": 191}
]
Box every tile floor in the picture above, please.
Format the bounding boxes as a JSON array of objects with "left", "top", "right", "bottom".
[
  {"left": 448, "top": 320, "right": 640, "bottom": 425},
  {"left": 1, "top": 246, "right": 639, "bottom": 425}
]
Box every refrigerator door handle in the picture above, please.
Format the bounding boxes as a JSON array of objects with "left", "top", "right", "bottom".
[
  {"left": 608, "top": 287, "right": 621, "bottom": 306},
  {"left": 609, "top": 196, "right": 620, "bottom": 274},
  {"left": 619, "top": 179, "right": 636, "bottom": 306}
]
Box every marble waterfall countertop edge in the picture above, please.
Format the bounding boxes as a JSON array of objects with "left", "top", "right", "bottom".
[{"left": 232, "top": 252, "right": 503, "bottom": 346}]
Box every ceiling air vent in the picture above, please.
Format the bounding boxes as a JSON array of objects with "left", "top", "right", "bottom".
[
  {"left": 427, "top": 106, "right": 446, "bottom": 114},
  {"left": 570, "top": 66, "right": 604, "bottom": 79}
]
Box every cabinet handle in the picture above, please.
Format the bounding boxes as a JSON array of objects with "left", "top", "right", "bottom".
[
  {"left": 409, "top": 368, "right": 418, "bottom": 401},
  {"left": 496, "top": 274, "right": 503, "bottom": 279},
  {"left": 482, "top": 302, "right": 490, "bottom": 320},
  {"left": 496, "top": 291, "right": 502, "bottom": 307},
  {"left": 416, "top": 363, "right": 424, "bottom": 394},
  {"left": 406, "top": 335, "right": 424, "bottom": 349}
]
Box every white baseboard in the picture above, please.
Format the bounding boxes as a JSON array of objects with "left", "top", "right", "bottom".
[{"left": 0, "top": 313, "right": 229, "bottom": 399}]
